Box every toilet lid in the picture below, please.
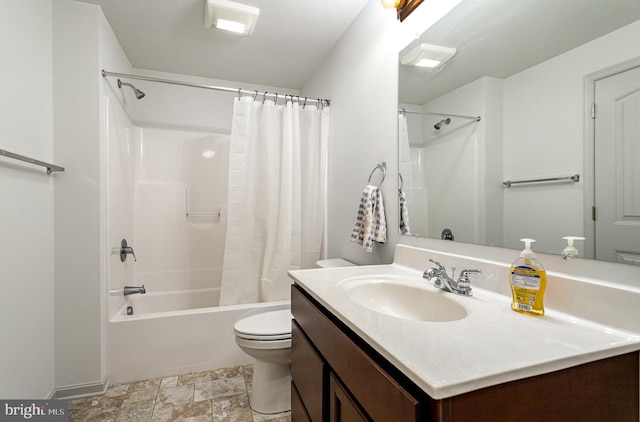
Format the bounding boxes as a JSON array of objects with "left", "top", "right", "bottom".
[{"left": 234, "top": 309, "right": 292, "bottom": 340}]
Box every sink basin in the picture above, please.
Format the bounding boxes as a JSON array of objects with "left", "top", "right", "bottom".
[{"left": 341, "top": 277, "right": 467, "bottom": 322}]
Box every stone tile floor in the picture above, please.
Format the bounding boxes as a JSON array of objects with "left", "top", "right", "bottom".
[{"left": 69, "top": 364, "right": 290, "bottom": 422}]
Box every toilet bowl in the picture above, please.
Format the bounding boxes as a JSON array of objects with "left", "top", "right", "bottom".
[
  {"left": 234, "top": 309, "right": 292, "bottom": 414},
  {"left": 233, "top": 259, "right": 355, "bottom": 414}
]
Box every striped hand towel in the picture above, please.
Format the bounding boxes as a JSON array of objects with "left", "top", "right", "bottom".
[
  {"left": 399, "top": 187, "right": 411, "bottom": 235},
  {"left": 351, "top": 185, "right": 387, "bottom": 253}
]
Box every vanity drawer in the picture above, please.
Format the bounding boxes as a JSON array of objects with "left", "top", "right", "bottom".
[
  {"left": 291, "top": 320, "right": 325, "bottom": 421},
  {"left": 292, "top": 284, "right": 420, "bottom": 421}
]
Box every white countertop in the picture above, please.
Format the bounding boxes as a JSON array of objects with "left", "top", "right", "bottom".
[{"left": 288, "top": 263, "right": 640, "bottom": 399}]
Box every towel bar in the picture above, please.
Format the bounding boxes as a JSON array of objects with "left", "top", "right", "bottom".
[
  {"left": 503, "top": 174, "right": 579, "bottom": 188},
  {"left": 0, "top": 149, "right": 64, "bottom": 174}
]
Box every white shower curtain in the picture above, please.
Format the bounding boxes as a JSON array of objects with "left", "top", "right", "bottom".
[
  {"left": 219, "top": 96, "right": 329, "bottom": 305},
  {"left": 398, "top": 113, "right": 412, "bottom": 189},
  {"left": 398, "top": 114, "right": 412, "bottom": 235}
]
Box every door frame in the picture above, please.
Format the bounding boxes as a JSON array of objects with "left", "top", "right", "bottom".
[{"left": 583, "top": 56, "right": 640, "bottom": 259}]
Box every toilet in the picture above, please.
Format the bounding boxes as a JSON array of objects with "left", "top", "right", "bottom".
[{"left": 233, "top": 258, "right": 355, "bottom": 414}]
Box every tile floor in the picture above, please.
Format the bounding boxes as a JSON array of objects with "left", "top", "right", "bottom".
[{"left": 69, "top": 364, "right": 290, "bottom": 422}]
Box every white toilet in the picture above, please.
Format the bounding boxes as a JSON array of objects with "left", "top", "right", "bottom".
[
  {"left": 234, "top": 309, "right": 292, "bottom": 414},
  {"left": 233, "top": 258, "right": 355, "bottom": 414}
]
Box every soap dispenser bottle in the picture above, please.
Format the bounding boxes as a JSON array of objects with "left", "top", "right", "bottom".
[
  {"left": 561, "top": 236, "right": 586, "bottom": 260},
  {"left": 510, "top": 238, "right": 547, "bottom": 316}
]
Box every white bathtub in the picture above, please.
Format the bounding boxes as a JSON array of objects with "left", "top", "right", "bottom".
[
  {"left": 118, "top": 288, "right": 221, "bottom": 316},
  {"left": 107, "top": 289, "right": 290, "bottom": 385}
]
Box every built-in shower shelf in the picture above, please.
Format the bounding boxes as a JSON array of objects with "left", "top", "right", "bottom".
[{"left": 186, "top": 212, "right": 221, "bottom": 229}]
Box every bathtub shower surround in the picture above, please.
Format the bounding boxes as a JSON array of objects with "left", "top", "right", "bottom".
[
  {"left": 105, "top": 74, "right": 331, "bottom": 386},
  {"left": 133, "top": 127, "right": 230, "bottom": 299},
  {"left": 106, "top": 94, "right": 231, "bottom": 317},
  {"left": 106, "top": 91, "right": 242, "bottom": 383}
]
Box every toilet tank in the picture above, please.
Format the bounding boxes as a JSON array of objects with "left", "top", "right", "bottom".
[{"left": 315, "top": 259, "right": 355, "bottom": 268}]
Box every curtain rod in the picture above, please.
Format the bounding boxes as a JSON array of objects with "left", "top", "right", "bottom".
[
  {"left": 399, "top": 108, "right": 481, "bottom": 121},
  {"left": 101, "top": 70, "right": 330, "bottom": 106}
]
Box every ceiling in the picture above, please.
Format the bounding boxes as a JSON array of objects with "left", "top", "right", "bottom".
[
  {"left": 399, "top": 0, "right": 640, "bottom": 104},
  {"left": 77, "top": 0, "right": 370, "bottom": 89}
]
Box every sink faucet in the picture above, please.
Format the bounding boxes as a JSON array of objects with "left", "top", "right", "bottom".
[
  {"left": 123, "top": 285, "right": 146, "bottom": 296},
  {"left": 423, "top": 259, "right": 481, "bottom": 296}
]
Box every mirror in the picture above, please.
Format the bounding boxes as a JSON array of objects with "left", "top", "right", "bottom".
[{"left": 397, "top": 0, "right": 640, "bottom": 265}]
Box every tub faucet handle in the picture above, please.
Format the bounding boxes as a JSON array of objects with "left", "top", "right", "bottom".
[{"left": 120, "top": 239, "right": 137, "bottom": 262}]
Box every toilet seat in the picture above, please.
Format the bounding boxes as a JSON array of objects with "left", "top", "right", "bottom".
[
  {"left": 234, "top": 309, "right": 292, "bottom": 341},
  {"left": 235, "top": 336, "right": 291, "bottom": 350}
]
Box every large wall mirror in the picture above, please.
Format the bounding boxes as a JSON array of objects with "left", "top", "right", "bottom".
[{"left": 397, "top": 0, "right": 640, "bottom": 265}]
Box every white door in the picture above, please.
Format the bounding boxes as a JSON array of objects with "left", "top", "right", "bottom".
[{"left": 594, "top": 66, "right": 640, "bottom": 265}]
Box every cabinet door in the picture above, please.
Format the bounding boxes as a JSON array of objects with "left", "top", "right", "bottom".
[
  {"left": 291, "top": 382, "right": 312, "bottom": 422},
  {"left": 329, "top": 373, "right": 370, "bottom": 422},
  {"left": 291, "top": 321, "right": 325, "bottom": 421}
]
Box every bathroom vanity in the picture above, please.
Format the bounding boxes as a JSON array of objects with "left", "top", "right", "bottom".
[{"left": 288, "top": 246, "right": 640, "bottom": 421}]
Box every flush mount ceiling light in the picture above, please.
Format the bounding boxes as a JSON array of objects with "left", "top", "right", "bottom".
[
  {"left": 205, "top": 0, "right": 260, "bottom": 36},
  {"left": 400, "top": 43, "right": 456, "bottom": 68}
]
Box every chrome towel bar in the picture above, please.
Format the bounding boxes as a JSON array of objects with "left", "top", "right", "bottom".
[
  {"left": 0, "top": 149, "right": 65, "bottom": 175},
  {"left": 503, "top": 174, "right": 579, "bottom": 188}
]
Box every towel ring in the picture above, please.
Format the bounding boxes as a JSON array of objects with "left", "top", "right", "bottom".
[
  {"left": 367, "top": 161, "right": 386, "bottom": 187},
  {"left": 398, "top": 172, "right": 404, "bottom": 189}
]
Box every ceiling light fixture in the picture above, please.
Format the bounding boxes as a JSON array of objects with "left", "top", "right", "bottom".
[
  {"left": 205, "top": 0, "right": 260, "bottom": 36},
  {"left": 400, "top": 43, "right": 456, "bottom": 68}
]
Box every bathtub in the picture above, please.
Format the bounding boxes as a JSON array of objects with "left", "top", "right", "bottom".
[{"left": 107, "top": 288, "right": 290, "bottom": 385}]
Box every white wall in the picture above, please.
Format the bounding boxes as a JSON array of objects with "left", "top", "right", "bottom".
[
  {"left": 52, "top": 0, "right": 136, "bottom": 397},
  {"left": 52, "top": 0, "right": 105, "bottom": 395},
  {"left": 0, "top": 0, "right": 56, "bottom": 399},
  {"left": 302, "top": 1, "right": 400, "bottom": 265}
]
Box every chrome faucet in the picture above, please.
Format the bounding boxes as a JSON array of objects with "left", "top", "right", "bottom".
[
  {"left": 123, "top": 285, "right": 146, "bottom": 296},
  {"left": 423, "top": 259, "right": 481, "bottom": 296}
]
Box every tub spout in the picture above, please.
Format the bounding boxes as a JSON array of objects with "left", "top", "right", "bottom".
[{"left": 123, "top": 285, "right": 145, "bottom": 296}]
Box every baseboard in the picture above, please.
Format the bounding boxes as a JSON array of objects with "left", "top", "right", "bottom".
[{"left": 53, "top": 377, "right": 108, "bottom": 400}]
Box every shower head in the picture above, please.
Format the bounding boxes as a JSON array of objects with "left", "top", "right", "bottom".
[
  {"left": 117, "top": 79, "right": 145, "bottom": 99},
  {"left": 434, "top": 118, "right": 451, "bottom": 130}
]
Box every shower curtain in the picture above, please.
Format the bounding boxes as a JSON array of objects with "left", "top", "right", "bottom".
[
  {"left": 219, "top": 96, "right": 330, "bottom": 305},
  {"left": 398, "top": 113, "right": 412, "bottom": 190},
  {"left": 398, "top": 113, "right": 412, "bottom": 235}
]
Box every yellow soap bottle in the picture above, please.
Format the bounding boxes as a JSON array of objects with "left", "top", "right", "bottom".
[{"left": 510, "top": 238, "right": 547, "bottom": 316}]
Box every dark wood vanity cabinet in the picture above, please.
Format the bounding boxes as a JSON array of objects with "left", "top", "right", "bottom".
[
  {"left": 292, "top": 283, "right": 434, "bottom": 421},
  {"left": 291, "top": 283, "right": 639, "bottom": 422}
]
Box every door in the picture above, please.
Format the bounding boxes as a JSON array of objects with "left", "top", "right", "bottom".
[{"left": 594, "top": 66, "right": 640, "bottom": 265}]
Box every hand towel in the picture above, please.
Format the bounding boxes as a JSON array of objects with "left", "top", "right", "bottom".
[
  {"left": 398, "top": 187, "right": 411, "bottom": 235},
  {"left": 351, "top": 184, "right": 386, "bottom": 252}
]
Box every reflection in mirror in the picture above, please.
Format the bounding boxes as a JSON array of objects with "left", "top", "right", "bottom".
[{"left": 397, "top": 0, "right": 640, "bottom": 265}]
